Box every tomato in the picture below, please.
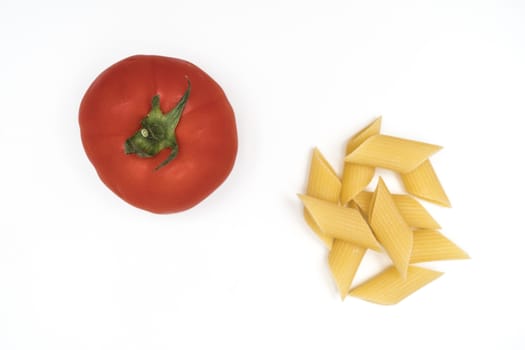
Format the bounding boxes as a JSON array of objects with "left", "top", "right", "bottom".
[{"left": 79, "top": 55, "right": 237, "bottom": 213}]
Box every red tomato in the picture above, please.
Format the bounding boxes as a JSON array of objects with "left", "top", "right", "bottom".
[{"left": 79, "top": 55, "right": 237, "bottom": 213}]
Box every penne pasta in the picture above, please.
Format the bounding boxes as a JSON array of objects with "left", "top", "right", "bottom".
[
  {"left": 410, "top": 230, "right": 470, "bottom": 263},
  {"left": 304, "top": 213, "right": 334, "bottom": 249},
  {"left": 304, "top": 148, "right": 342, "bottom": 248},
  {"left": 298, "top": 194, "right": 381, "bottom": 251},
  {"left": 393, "top": 195, "right": 441, "bottom": 229},
  {"left": 352, "top": 191, "right": 374, "bottom": 216},
  {"left": 328, "top": 239, "right": 366, "bottom": 299},
  {"left": 345, "top": 134, "right": 442, "bottom": 173},
  {"left": 306, "top": 148, "right": 341, "bottom": 203},
  {"left": 349, "top": 265, "right": 444, "bottom": 305},
  {"left": 340, "top": 164, "right": 375, "bottom": 206},
  {"left": 402, "top": 159, "right": 451, "bottom": 207},
  {"left": 353, "top": 191, "right": 440, "bottom": 229},
  {"left": 345, "top": 117, "right": 382, "bottom": 153},
  {"left": 340, "top": 118, "right": 381, "bottom": 205},
  {"left": 299, "top": 118, "right": 466, "bottom": 304},
  {"left": 368, "top": 178, "right": 413, "bottom": 279}
]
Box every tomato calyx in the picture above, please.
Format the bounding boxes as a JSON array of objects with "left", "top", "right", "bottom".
[{"left": 124, "top": 79, "right": 191, "bottom": 170}]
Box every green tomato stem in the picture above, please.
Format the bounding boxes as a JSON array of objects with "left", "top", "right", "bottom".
[{"left": 124, "top": 79, "right": 191, "bottom": 170}]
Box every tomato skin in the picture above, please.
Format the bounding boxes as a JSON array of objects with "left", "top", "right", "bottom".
[{"left": 79, "top": 55, "right": 237, "bottom": 213}]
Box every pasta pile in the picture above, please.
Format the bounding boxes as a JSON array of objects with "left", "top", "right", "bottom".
[{"left": 299, "top": 117, "right": 468, "bottom": 304}]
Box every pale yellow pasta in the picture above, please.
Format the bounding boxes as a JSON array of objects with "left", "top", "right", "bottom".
[
  {"left": 345, "top": 117, "right": 382, "bottom": 153},
  {"left": 298, "top": 194, "right": 381, "bottom": 251},
  {"left": 299, "top": 119, "right": 466, "bottom": 304},
  {"left": 393, "top": 195, "right": 441, "bottom": 229},
  {"left": 345, "top": 134, "right": 442, "bottom": 173},
  {"left": 304, "top": 214, "right": 334, "bottom": 248},
  {"left": 368, "top": 178, "right": 413, "bottom": 279},
  {"left": 328, "top": 239, "right": 366, "bottom": 299},
  {"left": 304, "top": 148, "right": 342, "bottom": 248},
  {"left": 306, "top": 148, "right": 341, "bottom": 202},
  {"left": 352, "top": 191, "right": 374, "bottom": 215},
  {"left": 340, "top": 118, "right": 381, "bottom": 205},
  {"left": 341, "top": 165, "right": 375, "bottom": 206},
  {"left": 349, "top": 265, "right": 443, "bottom": 305},
  {"left": 402, "top": 159, "right": 451, "bottom": 207},
  {"left": 352, "top": 191, "right": 440, "bottom": 229},
  {"left": 410, "top": 230, "right": 470, "bottom": 263}
]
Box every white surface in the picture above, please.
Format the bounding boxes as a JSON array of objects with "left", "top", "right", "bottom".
[{"left": 1, "top": 0, "right": 524, "bottom": 349}]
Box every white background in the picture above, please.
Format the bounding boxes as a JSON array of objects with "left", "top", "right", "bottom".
[{"left": 1, "top": 0, "right": 524, "bottom": 349}]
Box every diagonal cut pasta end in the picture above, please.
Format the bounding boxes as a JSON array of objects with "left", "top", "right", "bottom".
[
  {"left": 303, "top": 209, "right": 333, "bottom": 249},
  {"left": 402, "top": 160, "right": 451, "bottom": 207},
  {"left": 392, "top": 194, "right": 442, "bottom": 229},
  {"left": 410, "top": 230, "right": 470, "bottom": 263},
  {"left": 328, "top": 240, "right": 366, "bottom": 300},
  {"left": 345, "top": 117, "right": 382, "bottom": 154},
  {"left": 306, "top": 148, "right": 341, "bottom": 203},
  {"left": 349, "top": 265, "right": 444, "bottom": 305}
]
